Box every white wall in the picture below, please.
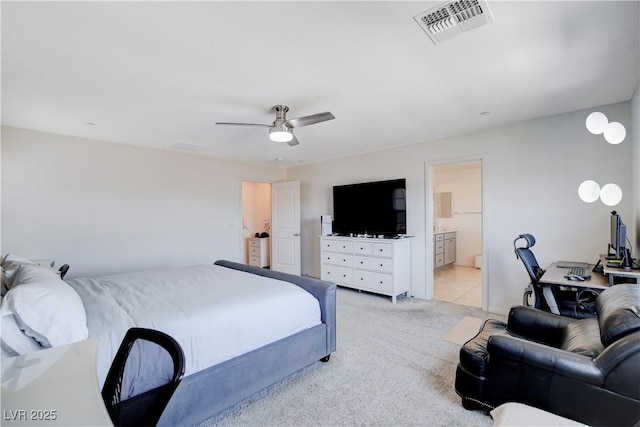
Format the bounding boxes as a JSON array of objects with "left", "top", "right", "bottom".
[
  {"left": 632, "top": 83, "right": 639, "bottom": 255},
  {"left": 287, "top": 102, "right": 634, "bottom": 314},
  {"left": 1, "top": 126, "right": 286, "bottom": 278},
  {"left": 2, "top": 101, "right": 635, "bottom": 314},
  {"left": 634, "top": 6, "right": 640, "bottom": 256}
]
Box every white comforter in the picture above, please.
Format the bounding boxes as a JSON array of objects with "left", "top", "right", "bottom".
[{"left": 66, "top": 264, "right": 321, "bottom": 385}]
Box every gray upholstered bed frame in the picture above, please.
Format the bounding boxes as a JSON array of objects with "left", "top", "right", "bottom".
[{"left": 158, "top": 260, "right": 337, "bottom": 426}]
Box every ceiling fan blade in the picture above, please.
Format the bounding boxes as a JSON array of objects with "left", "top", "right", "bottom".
[
  {"left": 215, "top": 122, "right": 272, "bottom": 128},
  {"left": 286, "top": 133, "right": 300, "bottom": 147},
  {"left": 285, "top": 112, "right": 334, "bottom": 128}
]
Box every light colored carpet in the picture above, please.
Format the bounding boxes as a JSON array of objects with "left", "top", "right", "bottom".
[
  {"left": 198, "top": 288, "right": 499, "bottom": 427},
  {"left": 443, "top": 317, "right": 485, "bottom": 345}
]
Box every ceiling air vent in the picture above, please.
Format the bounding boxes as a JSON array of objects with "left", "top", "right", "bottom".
[
  {"left": 414, "top": 0, "right": 494, "bottom": 45},
  {"left": 168, "top": 142, "right": 210, "bottom": 152}
]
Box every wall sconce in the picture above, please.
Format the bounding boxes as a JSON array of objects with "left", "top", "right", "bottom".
[
  {"left": 578, "top": 180, "right": 600, "bottom": 203},
  {"left": 599, "top": 183, "right": 623, "bottom": 206},
  {"left": 579, "top": 112, "right": 625, "bottom": 206},
  {"left": 586, "top": 111, "right": 626, "bottom": 144},
  {"left": 578, "top": 180, "right": 623, "bottom": 206}
]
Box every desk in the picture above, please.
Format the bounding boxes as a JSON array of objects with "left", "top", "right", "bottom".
[
  {"left": 600, "top": 254, "right": 640, "bottom": 286},
  {"left": 540, "top": 263, "right": 609, "bottom": 314},
  {"left": 1, "top": 340, "right": 113, "bottom": 426}
]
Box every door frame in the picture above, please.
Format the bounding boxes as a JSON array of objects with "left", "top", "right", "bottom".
[
  {"left": 425, "top": 155, "right": 487, "bottom": 310},
  {"left": 240, "top": 180, "right": 273, "bottom": 265}
]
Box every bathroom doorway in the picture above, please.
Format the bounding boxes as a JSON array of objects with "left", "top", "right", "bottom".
[
  {"left": 430, "top": 160, "right": 483, "bottom": 308},
  {"left": 241, "top": 181, "right": 272, "bottom": 265}
]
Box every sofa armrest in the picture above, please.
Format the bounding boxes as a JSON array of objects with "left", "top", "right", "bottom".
[
  {"left": 507, "top": 306, "right": 575, "bottom": 347},
  {"left": 593, "top": 331, "right": 640, "bottom": 399},
  {"left": 487, "top": 335, "right": 604, "bottom": 385}
]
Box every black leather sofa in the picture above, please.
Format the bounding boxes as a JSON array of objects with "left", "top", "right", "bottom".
[{"left": 455, "top": 283, "right": 640, "bottom": 426}]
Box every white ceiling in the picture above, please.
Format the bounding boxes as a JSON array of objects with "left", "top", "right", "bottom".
[{"left": 2, "top": 1, "right": 639, "bottom": 167}]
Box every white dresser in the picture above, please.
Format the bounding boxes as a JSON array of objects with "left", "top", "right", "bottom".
[
  {"left": 320, "top": 236, "right": 411, "bottom": 303},
  {"left": 248, "top": 237, "right": 270, "bottom": 268}
]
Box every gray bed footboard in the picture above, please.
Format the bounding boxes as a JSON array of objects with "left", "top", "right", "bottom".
[{"left": 159, "top": 260, "right": 337, "bottom": 426}]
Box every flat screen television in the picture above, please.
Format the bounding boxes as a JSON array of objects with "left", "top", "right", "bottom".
[
  {"left": 608, "top": 211, "right": 627, "bottom": 260},
  {"left": 332, "top": 179, "right": 406, "bottom": 237}
]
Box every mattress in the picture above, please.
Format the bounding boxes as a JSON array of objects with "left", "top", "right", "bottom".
[{"left": 66, "top": 264, "right": 321, "bottom": 386}]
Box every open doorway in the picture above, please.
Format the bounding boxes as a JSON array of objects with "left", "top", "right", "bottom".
[
  {"left": 241, "top": 180, "right": 302, "bottom": 274},
  {"left": 431, "top": 160, "right": 483, "bottom": 308},
  {"left": 241, "top": 181, "right": 272, "bottom": 266}
]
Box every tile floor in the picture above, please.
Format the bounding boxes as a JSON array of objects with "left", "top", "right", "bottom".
[{"left": 434, "top": 264, "right": 482, "bottom": 308}]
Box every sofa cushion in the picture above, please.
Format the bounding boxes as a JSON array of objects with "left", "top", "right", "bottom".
[
  {"left": 595, "top": 284, "right": 640, "bottom": 347},
  {"left": 561, "top": 318, "right": 603, "bottom": 357}
]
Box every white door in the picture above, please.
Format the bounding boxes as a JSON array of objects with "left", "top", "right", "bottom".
[{"left": 271, "top": 181, "right": 301, "bottom": 275}]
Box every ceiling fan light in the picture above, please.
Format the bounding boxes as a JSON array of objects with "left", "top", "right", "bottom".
[{"left": 269, "top": 126, "right": 293, "bottom": 143}]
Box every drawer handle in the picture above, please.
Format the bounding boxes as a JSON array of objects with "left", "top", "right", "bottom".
[
  {"left": 360, "top": 261, "right": 364, "bottom": 264},
  {"left": 380, "top": 263, "right": 383, "bottom": 267},
  {"left": 343, "top": 274, "right": 347, "bottom": 277},
  {"left": 343, "top": 259, "right": 346, "bottom": 262},
  {"left": 379, "top": 281, "right": 383, "bottom": 284},
  {"left": 360, "top": 278, "right": 363, "bottom": 281},
  {"left": 379, "top": 249, "right": 383, "bottom": 252}
]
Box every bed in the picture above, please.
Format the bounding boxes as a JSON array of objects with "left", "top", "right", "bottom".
[{"left": 0, "top": 257, "right": 336, "bottom": 426}]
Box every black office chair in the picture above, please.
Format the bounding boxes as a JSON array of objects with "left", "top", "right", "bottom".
[
  {"left": 102, "top": 328, "right": 185, "bottom": 427},
  {"left": 513, "top": 234, "right": 596, "bottom": 318}
]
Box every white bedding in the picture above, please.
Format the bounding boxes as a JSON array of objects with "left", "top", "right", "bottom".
[{"left": 66, "top": 264, "right": 321, "bottom": 386}]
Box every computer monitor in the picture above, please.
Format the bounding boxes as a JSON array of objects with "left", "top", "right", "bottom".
[{"left": 608, "top": 211, "right": 627, "bottom": 260}]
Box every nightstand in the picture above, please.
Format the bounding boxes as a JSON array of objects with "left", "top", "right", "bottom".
[{"left": 248, "top": 238, "right": 270, "bottom": 268}]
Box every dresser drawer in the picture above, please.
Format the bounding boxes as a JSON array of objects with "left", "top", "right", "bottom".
[
  {"left": 435, "top": 241, "right": 444, "bottom": 254},
  {"left": 249, "top": 256, "right": 262, "bottom": 266},
  {"left": 249, "top": 239, "right": 261, "bottom": 248},
  {"left": 249, "top": 246, "right": 261, "bottom": 256},
  {"left": 354, "top": 255, "right": 393, "bottom": 273},
  {"left": 322, "top": 240, "right": 353, "bottom": 253},
  {"left": 355, "top": 270, "right": 393, "bottom": 293},
  {"left": 322, "top": 265, "right": 353, "bottom": 285},
  {"left": 323, "top": 252, "right": 353, "bottom": 267},
  {"left": 435, "top": 255, "right": 444, "bottom": 267},
  {"left": 371, "top": 243, "right": 392, "bottom": 257},
  {"left": 353, "top": 242, "right": 373, "bottom": 255}
]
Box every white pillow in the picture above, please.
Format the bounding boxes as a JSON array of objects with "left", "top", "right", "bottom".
[
  {"left": 1, "top": 313, "right": 44, "bottom": 356},
  {"left": 1, "top": 254, "right": 37, "bottom": 295},
  {"left": 491, "top": 402, "right": 587, "bottom": 426},
  {"left": 1, "top": 294, "right": 43, "bottom": 356},
  {"left": 2, "top": 253, "right": 37, "bottom": 269},
  {"left": 3, "top": 264, "right": 88, "bottom": 347},
  {"left": 1, "top": 268, "right": 7, "bottom": 296}
]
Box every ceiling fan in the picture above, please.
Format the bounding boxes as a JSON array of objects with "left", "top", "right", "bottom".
[{"left": 215, "top": 105, "right": 335, "bottom": 146}]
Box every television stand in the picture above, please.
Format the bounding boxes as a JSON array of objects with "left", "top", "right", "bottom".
[{"left": 320, "top": 235, "right": 412, "bottom": 303}]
